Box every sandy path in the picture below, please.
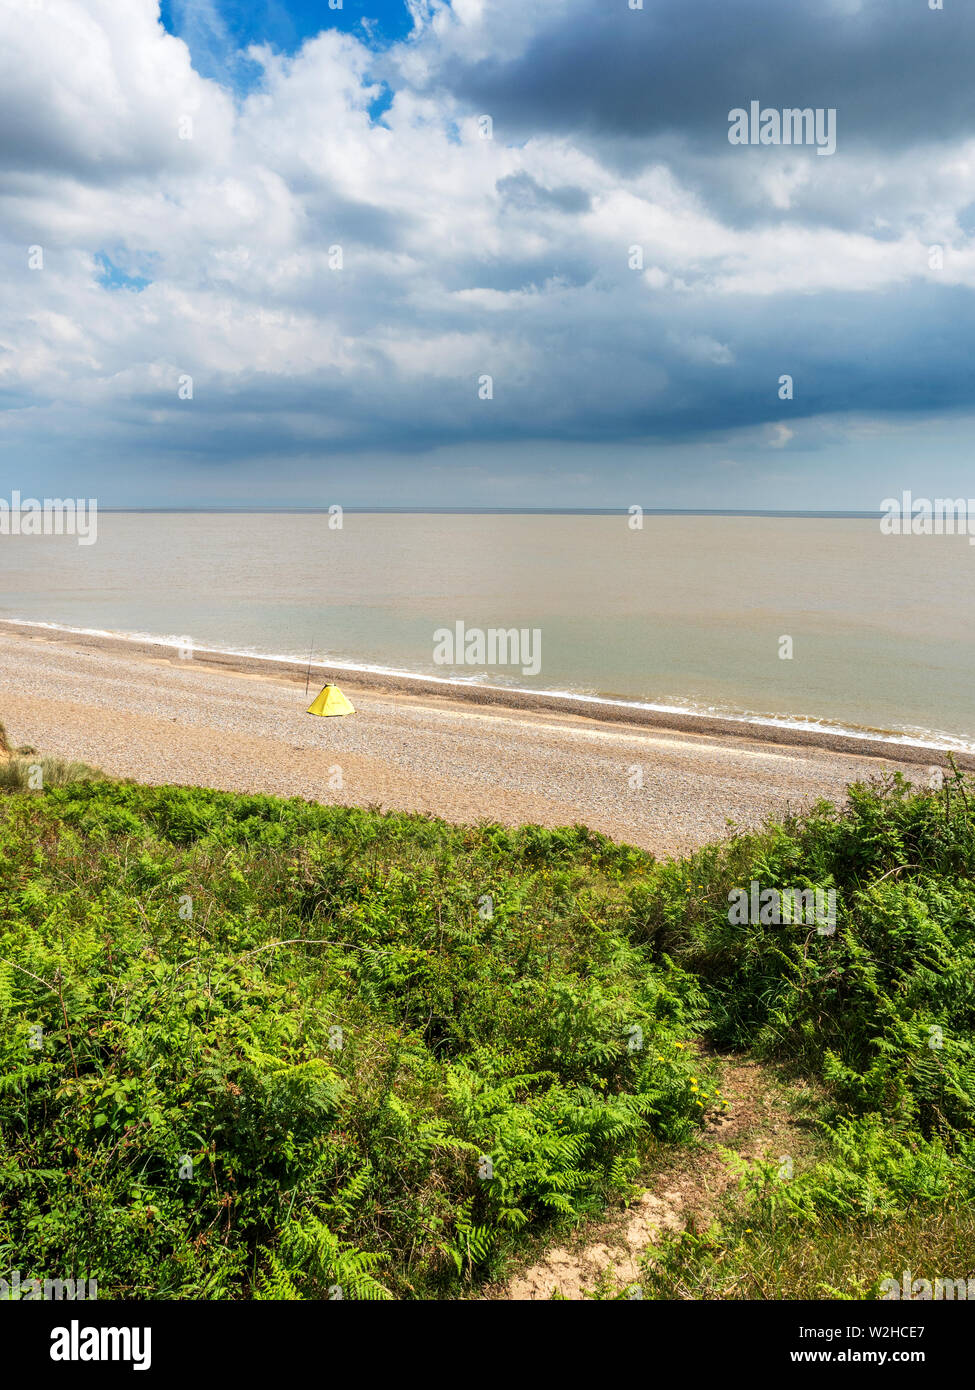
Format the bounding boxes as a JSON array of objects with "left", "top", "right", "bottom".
[
  {"left": 0, "top": 627, "right": 935, "bottom": 857},
  {"left": 498, "top": 1052, "right": 810, "bottom": 1300}
]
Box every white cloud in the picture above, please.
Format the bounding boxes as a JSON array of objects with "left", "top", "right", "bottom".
[{"left": 1, "top": 0, "right": 974, "bottom": 492}]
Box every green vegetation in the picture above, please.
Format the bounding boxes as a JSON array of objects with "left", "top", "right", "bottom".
[
  {"left": 0, "top": 757, "right": 102, "bottom": 794},
  {"left": 0, "top": 774, "right": 709, "bottom": 1298},
  {"left": 1, "top": 761, "right": 973, "bottom": 1299},
  {"left": 624, "top": 766, "right": 975, "bottom": 1299}
]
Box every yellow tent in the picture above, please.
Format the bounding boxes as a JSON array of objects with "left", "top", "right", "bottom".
[{"left": 306, "top": 684, "right": 356, "bottom": 717}]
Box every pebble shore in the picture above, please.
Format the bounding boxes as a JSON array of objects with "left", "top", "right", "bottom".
[{"left": 0, "top": 623, "right": 959, "bottom": 858}]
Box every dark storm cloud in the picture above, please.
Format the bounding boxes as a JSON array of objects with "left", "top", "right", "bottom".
[
  {"left": 430, "top": 0, "right": 973, "bottom": 156},
  {"left": 94, "top": 279, "right": 975, "bottom": 464}
]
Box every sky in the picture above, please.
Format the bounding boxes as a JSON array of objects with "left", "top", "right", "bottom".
[{"left": 1, "top": 0, "right": 974, "bottom": 509}]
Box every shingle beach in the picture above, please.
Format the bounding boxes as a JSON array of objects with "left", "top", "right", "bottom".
[{"left": 1, "top": 621, "right": 965, "bottom": 858}]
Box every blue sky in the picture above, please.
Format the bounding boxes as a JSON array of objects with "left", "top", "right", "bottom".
[
  {"left": 161, "top": 0, "right": 414, "bottom": 53},
  {"left": 2, "top": 0, "right": 975, "bottom": 508},
  {"left": 159, "top": 0, "right": 414, "bottom": 88}
]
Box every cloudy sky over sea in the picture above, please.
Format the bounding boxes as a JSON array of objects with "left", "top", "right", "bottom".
[{"left": 2, "top": 0, "right": 974, "bottom": 508}]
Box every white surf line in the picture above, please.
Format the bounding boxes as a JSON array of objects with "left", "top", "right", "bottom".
[{"left": 3, "top": 617, "right": 970, "bottom": 756}]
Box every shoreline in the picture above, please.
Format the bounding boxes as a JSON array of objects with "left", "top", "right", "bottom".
[
  {"left": 3, "top": 617, "right": 972, "bottom": 770},
  {"left": 1, "top": 620, "right": 966, "bottom": 856}
]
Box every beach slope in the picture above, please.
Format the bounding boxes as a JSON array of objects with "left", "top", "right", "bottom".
[{"left": 0, "top": 623, "right": 958, "bottom": 857}]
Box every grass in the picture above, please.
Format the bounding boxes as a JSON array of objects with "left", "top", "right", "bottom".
[
  {"left": 1, "top": 757, "right": 974, "bottom": 1299},
  {"left": 0, "top": 756, "right": 103, "bottom": 793}
]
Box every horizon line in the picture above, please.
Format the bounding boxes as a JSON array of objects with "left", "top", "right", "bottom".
[{"left": 85, "top": 506, "right": 887, "bottom": 517}]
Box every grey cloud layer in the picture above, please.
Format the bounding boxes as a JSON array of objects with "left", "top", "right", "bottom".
[
  {"left": 422, "top": 0, "right": 975, "bottom": 152},
  {"left": 1, "top": 0, "right": 973, "bottom": 501}
]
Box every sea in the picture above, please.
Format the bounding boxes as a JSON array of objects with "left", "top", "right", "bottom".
[{"left": 1, "top": 510, "right": 973, "bottom": 751}]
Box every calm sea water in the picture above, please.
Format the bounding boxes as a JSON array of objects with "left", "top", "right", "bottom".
[{"left": 1, "top": 512, "right": 973, "bottom": 748}]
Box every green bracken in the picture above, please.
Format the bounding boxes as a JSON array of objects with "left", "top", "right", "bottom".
[
  {"left": 0, "top": 773, "right": 708, "bottom": 1298},
  {"left": 1, "top": 761, "right": 973, "bottom": 1299}
]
